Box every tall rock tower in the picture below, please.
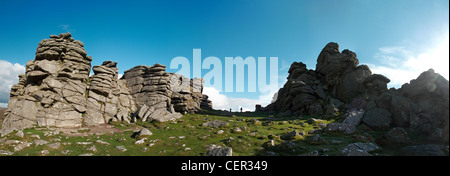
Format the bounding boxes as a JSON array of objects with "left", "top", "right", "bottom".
[{"left": 2, "top": 32, "right": 91, "bottom": 134}]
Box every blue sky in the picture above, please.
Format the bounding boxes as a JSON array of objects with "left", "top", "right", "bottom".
[{"left": 0, "top": 0, "right": 448, "bottom": 110}]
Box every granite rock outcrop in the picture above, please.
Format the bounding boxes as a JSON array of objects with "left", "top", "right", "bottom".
[
  {"left": 2, "top": 33, "right": 92, "bottom": 134},
  {"left": 121, "top": 64, "right": 182, "bottom": 123},
  {"left": 1, "top": 33, "right": 212, "bottom": 135},
  {"left": 264, "top": 42, "right": 449, "bottom": 145}
]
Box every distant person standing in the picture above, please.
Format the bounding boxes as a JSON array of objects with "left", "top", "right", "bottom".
[
  {"left": 240, "top": 107, "right": 243, "bottom": 113},
  {"left": 230, "top": 108, "right": 232, "bottom": 112}
]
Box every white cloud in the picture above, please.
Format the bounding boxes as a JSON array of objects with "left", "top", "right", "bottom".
[
  {"left": 366, "top": 35, "right": 449, "bottom": 88},
  {"left": 0, "top": 103, "right": 8, "bottom": 108},
  {"left": 203, "top": 86, "right": 279, "bottom": 112},
  {"left": 0, "top": 60, "right": 25, "bottom": 104},
  {"left": 374, "top": 46, "right": 410, "bottom": 68},
  {"left": 202, "top": 87, "right": 229, "bottom": 109},
  {"left": 279, "top": 59, "right": 291, "bottom": 71},
  {"left": 59, "top": 24, "right": 70, "bottom": 32},
  {"left": 202, "top": 68, "right": 286, "bottom": 112}
]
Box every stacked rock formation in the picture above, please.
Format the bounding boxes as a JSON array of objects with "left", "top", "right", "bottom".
[
  {"left": 265, "top": 42, "right": 394, "bottom": 116},
  {"left": 200, "top": 94, "right": 213, "bottom": 110},
  {"left": 264, "top": 42, "right": 449, "bottom": 144},
  {"left": 265, "top": 61, "right": 327, "bottom": 115},
  {"left": 120, "top": 66, "right": 213, "bottom": 122},
  {"left": 170, "top": 73, "right": 212, "bottom": 113},
  {"left": 121, "top": 64, "right": 183, "bottom": 122},
  {"left": 358, "top": 68, "right": 449, "bottom": 143},
  {"left": 84, "top": 61, "right": 136, "bottom": 125},
  {"left": 1, "top": 33, "right": 212, "bottom": 135},
  {"left": 2, "top": 33, "right": 92, "bottom": 134}
]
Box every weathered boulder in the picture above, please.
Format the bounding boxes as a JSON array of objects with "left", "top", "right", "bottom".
[
  {"left": 364, "top": 74, "right": 390, "bottom": 93},
  {"left": 362, "top": 108, "right": 392, "bottom": 130},
  {"left": 326, "top": 109, "right": 365, "bottom": 134},
  {"left": 202, "top": 120, "right": 229, "bottom": 128},
  {"left": 376, "top": 127, "right": 411, "bottom": 148},
  {"left": 132, "top": 128, "right": 153, "bottom": 139},
  {"left": 206, "top": 146, "right": 233, "bottom": 156},
  {"left": 340, "top": 142, "right": 380, "bottom": 156},
  {"left": 280, "top": 130, "right": 301, "bottom": 140},
  {"left": 278, "top": 141, "right": 297, "bottom": 153}
]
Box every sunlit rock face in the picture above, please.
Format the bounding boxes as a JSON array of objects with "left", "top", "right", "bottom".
[
  {"left": 84, "top": 61, "right": 136, "bottom": 126},
  {"left": 2, "top": 32, "right": 92, "bottom": 134},
  {"left": 1, "top": 33, "right": 212, "bottom": 135},
  {"left": 121, "top": 63, "right": 182, "bottom": 123},
  {"left": 120, "top": 65, "right": 211, "bottom": 123}
]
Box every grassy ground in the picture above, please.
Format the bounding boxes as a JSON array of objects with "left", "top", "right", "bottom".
[{"left": 0, "top": 110, "right": 399, "bottom": 156}]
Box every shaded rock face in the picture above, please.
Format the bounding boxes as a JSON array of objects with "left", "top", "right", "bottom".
[
  {"left": 362, "top": 70, "right": 449, "bottom": 143},
  {"left": 316, "top": 43, "right": 372, "bottom": 103},
  {"left": 362, "top": 108, "right": 392, "bottom": 130},
  {"left": 200, "top": 94, "right": 213, "bottom": 110},
  {"left": 265, "top": 42, "right": 378, "bottom": 116},
  {"left": 1, "top": 33, "right": 212, "bottom": 135},
  {"left": 265, "top": 42, "right": 449, "bottom": 145},
  {"left": 2, "top": 33, "right": 92, "bottom": 134},
  {"left": 264, "top": 62, "right": 326, "bottom": 115},
  {"left": 399, "top": 69, "right": 449, "bottom": 142}
]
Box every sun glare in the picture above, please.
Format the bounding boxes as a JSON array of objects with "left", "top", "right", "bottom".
[{"left": 405, "top": 35, "right": 450, "bottom": 79}]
